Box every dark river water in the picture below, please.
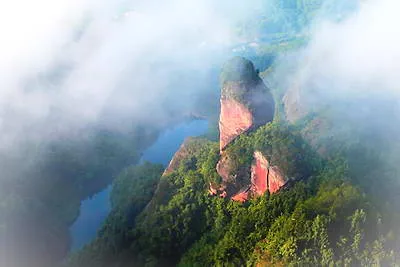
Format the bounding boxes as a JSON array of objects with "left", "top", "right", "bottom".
[{"left": 69, "top": 119, "right": 209, "bottom": 251}]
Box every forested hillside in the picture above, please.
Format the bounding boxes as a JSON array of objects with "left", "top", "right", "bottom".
[
  {"left": 62, "top": 1, "right": 400, "bottom": 266},
  {"left": 3, "top": 1, "right": 400, "bottom": 267},
  {"left": 65, "top": 119, "right": 400, "bottom": 266}
]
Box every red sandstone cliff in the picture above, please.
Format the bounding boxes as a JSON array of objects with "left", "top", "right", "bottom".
[
  {"left": 230, "top": 151, "right": 288, "bottom": 202},
  {"left": 250, "top": 151, "right": 269, "bottom": 195},
  {"left": 161, "top": 58, "right": 286, "bottom": 203},
  {"left": 268, "top": 166, "right": 286, "bottom": 193},
  {"left": 215, "top": 57, "right": 275, "bottom": 199},
  {"left": 218, "top": 58, "right": 275, "bottom": 153},
  {"left": 252, "top": 151, "right": 287, "bottom": 194},
  {"left": 219, "top": 98, "right": 253, "bottom": 151},
  {"left": 231, "top": 187, "right": 251, "bottom": 202}
]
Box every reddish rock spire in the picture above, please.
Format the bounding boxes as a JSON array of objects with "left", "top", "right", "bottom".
[
  {"left": 219, "top": 97, "right": 253, "bottom": 152},
  {"left": 229, "top": 151, "right": 288, "bottom": 202},
  {"left": 215, "top": 57, "right": 275, "bottom": 200},
  {"left": 218, "top": 57, "right": 274, "bottom": 154},
  {"left": 251, "top": 151, "right": 287, "bottom": 196},
  {"left": 251, "top": 151, "right": 269, "bottom": 195}
]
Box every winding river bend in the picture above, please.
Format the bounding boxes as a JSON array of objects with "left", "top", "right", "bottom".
[{"left": 69, "top": 119, "right": 209, "bottom": 251}]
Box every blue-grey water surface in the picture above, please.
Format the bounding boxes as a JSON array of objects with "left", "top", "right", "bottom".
[{"left": 69, "top": 119, "right": 208, "bottom": 250}]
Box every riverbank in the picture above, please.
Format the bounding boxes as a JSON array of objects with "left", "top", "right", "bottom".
[{"left": 69, "top": 119, "right": 209, "bottom": 251}]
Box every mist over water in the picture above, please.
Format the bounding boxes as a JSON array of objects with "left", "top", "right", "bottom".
[
  {"left": 69, "top": 120, "right": 208, "bottom": 251},
  {"left": 0, "top": 0, "right": 232, "bottom": 154},
  {"left": 2, "top": 0, "right": 400, "bottom": 266}
]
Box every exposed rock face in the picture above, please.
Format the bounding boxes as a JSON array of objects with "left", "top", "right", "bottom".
[
  {"left": 251, "top": 151, "right": 269, "bottom": 195},
  {"left": 215, "top": 153, "right": 232, "bottom": 183},
  {"left": 215, "top": 57, "right": 275, "bottom": 199},
  {"left": 208, "top": 183, "right": 227, "bottom": 198},
  {"left": 267, "top": 166, "right": 286, "bottom": 194},
  {"left": 218, "top": 57, "right": 275, "bottom": 153},
  {"left": 219, "top": 98, "right": 253, "bottom": 151},
  {"left": 229, "top": 151, "right": 288, "bottom": 201},
  {"left": 208, "top": 183, "right": 218, "bottom": 195},
  {"left": 215, "top": 152, "right": 249, "bottom": 197},
  {"left": 231, "top": 187, "right": 251, "bottom": 202},
  {"left": 252, "top": 151, "right": 287, "bottom": 195}
]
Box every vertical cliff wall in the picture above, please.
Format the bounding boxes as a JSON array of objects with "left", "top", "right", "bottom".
[
  {"left": 218, "top": 57, "right": 275, "bottom": 153},
  {"left": 251, "top": 151, "right": 269, "bottom": 195},
  {"left": 215, "top": 57, "right": 276, "bottom": 199},
  {"left": 230, "top": 151, "right": 288, "bottom": 202},
  {"left": 219, "top": 97, "right": 253, "bottom": 151}
]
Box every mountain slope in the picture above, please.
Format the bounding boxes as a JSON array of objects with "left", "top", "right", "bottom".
[{"left": 64, "top": 57, "right": 400, "bottom": 266}]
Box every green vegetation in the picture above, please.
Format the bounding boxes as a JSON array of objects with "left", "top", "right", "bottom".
[
  {"left": 235, "top": 0, "right": 357, "bottom": 41},
  {"left": 64, "top": 121, "right": 400, "bottom": 267},
  {"left": 220, "top": 56, "right": 271, "bottom": 111},
  {"left": 5, "top": 2, "right": 393, "bottom": 265},
  {"left": 220, "top": 57, "right": 259, "bottom": 87},
  {"left": 0, "top": 125, "right": 160, "bottom": 267},
  {"left": 64, "top": 162, "right": 163, "bottom": 267},
  {"left": 256, "top": 36, "right": 309, "bottom": 55}
]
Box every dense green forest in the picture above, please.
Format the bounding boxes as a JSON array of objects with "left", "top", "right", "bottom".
[
  {"left": 0, "top": 63, "right": 221, "bottom": 267},
  {"left": 3, "top": 1, "right": 400, "bottom": 267},
  {"left": 64, "top": 120, "right": 400, "bottom": 266},
  {"left": 61, "top": 2, "right": 400, "bottom": 265},
  {"left": 0, "top": 125, "right": 162, "bottom": 267}
]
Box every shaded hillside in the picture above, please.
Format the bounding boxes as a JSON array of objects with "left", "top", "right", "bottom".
[{"left": 0, "top": 125, "right": 160, "bottom": 267}]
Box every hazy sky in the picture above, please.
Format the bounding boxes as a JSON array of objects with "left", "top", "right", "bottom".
[
  {"left": 1, "top": 0, "right": 399, "bottom": 152},
  {"left": 0, "top": 0, "right": 265, "bottom": 153},
  {"left": 290, "top": 0, "right": 400, "bottom": 98},
  {"left": 278, "top": 0, "right": 400, "bottom": 169},
  {"left": 2, "top": 2, "right": 400, "bottom": 265}
]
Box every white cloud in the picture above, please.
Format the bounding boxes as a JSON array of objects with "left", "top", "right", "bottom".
[
  {"left": 0, "top": 0, "right": 260, "bottom": 151},
  {"left": 295, "top": 0, "right": 400, "bottom": 97}
]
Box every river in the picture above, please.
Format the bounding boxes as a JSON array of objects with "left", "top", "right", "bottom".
[{"left": 69, "top": 119, "right": 209, "bottom": 251}]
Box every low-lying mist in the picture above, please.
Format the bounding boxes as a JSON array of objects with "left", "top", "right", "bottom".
[
  {"left": 2, "top": 0, "right": 400, "bottom": 266},
  {"left": 0, "top": 1, "right": 262, "bottom": 267},
  {"left": 272, "top": 0, "right": 400, "bottom": 208}
]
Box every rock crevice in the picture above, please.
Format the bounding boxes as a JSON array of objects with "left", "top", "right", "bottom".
[{"left": 230, "top": 151, "right": 288, "bottom": 202}]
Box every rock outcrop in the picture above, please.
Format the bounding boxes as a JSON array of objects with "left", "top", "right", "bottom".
[
  {"left": 268, "top": 166, "right": 287, "bottom": 194},
  {"left": 218, "top": 57, "right": 275, "bottom": 152},
  {"left": 229, "top": 151, "right": 288, "bottom": 202},
  {"left": 231, "top": 187, "right": 251, "bottom": 202},
  {"left": 219, "top": 97, "right": 253, "bottom": 151},
  {"left": 252, "top": 151, "right": 287, "bottom": 194},
  {"left": 160, "top": 58, "right": 287, "bottom": 203},
  {"left": 163, "top": 137, "right": 207, "bottom": 176},
  {"left": 215, "top": 152, "right": 248, "bottom": 197},
  {"left": 215, "top": 57, "right": 275, "bottom": 199},
  {"left": 250, "top": 151, "right": 269, "bottom": 195},
  {"left": 215, "top": 153, "right": 231, "bottom": 183}
]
